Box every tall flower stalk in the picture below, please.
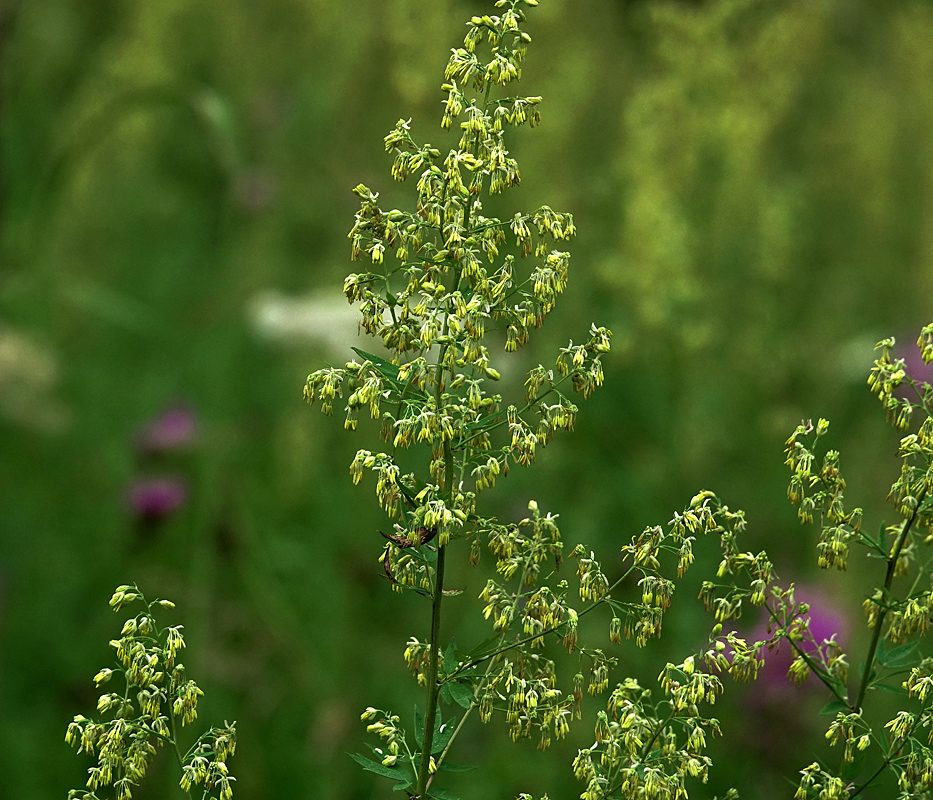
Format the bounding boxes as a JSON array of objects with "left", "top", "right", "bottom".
[{"left": 305, "top": 1, "right": 610, "bottom": 795}]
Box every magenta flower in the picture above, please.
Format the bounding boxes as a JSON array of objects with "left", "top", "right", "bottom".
[
  {"left": 750, "top": 586, "right": 849, "bottom": 702},
  {"left": 128, "top": 477, "right": 188, "bottom": 520},
  {"left": 891, "top": 330, "right": 933, "bottom": 402},
  {"left": 136, "top": 405, "right": 198, "bottom": 454}
]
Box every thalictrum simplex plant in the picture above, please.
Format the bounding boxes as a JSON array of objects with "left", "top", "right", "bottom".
[
  {"left": 66, "top": 0, "right": 933, "bottom": 795},
  {"left": 65, "top": 586, "right": 237, "bottom": 800}
]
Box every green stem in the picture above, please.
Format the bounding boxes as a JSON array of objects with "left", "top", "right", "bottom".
[
  {"left": 416, "top": 535, "right": 447, "bottom": 796},
  {"left": 853, "top": 495, "right": 924, "bottom": 713},
  {"left": 601, "top": 706, "right": 676, "bottom": 797},
  {"left": 763, "top": 601, "right": 848, "bottom": 706},
  {"left": 168, "top": 712, "right": 193, "bottom": 798},
  {"left": 427, "top": 704, "right": 473, "bottom": 792},
  {"left": 427, "top": 554, "right": 541, "bottom": 787},
  {"left": 424, "top": 630, "right": 510, "bottom": 793},
  {"left": 850, "top": 714, "right": 922, "bottom": 797},
  {"left": 454, "top": 372, "right": 581, "bottom": 452},
  {"left": 416, "top": 267, "right": 458, "bottom": 794}
]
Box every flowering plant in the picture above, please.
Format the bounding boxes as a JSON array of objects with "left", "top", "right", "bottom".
[
  {"left": 301, "top": 0, "right": 933, "bottom": 795},
  {"left": 66, "top": 0, "right": 933, "bottom": 796},
  {"left": 65, "top": 586, "right": 237, "bottom": 800},
  {"left": 304, "top": 2, "right": 611, "bottom": 796}
]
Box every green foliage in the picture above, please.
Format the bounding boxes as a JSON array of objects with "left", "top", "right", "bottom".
[{"left": 6, "top": 1, "right": 933, "bottom": 799}]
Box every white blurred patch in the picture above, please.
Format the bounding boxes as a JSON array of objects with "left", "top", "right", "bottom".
[
  {"left": 249, "top": 290, "right": 360, "bottom": 356},
  {"left": 0, "top": 325, "right": 69, "bottom": 432}
]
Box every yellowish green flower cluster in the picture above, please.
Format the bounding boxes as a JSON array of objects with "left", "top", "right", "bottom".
[
  {"left": 785, "top": 419, "right": 863, "bottom": 570},
  {"left": 65, "top": 586, "right": 236, "bottom": 800},
  {"left": 784, "top": 325, "right": 933, "bottom": 798},
  {"left": 303, "top": 0, "right": 933, "bottom": 792},
  {"left": 304, "top": 0, "right": 611, "bottom": 544},
  {"left": 304, "top": 3, "right": 616, "bottom": 794},
  {"left": 563, "top": 494, "right": 809, "bottom": 800}
]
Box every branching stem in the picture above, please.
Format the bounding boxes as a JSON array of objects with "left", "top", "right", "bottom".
[{"left": 853, "top": 493, "right": 925, "bottom": 713}]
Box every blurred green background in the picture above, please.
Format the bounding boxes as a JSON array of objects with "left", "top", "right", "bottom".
[{"left": 3, "top": 0, "right": 933, "bottom": 797}]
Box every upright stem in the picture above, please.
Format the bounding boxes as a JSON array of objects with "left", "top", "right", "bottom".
[
  {"left": 416, "top": 540, "right": 447, "bottom": 795},
  {"left": 415, "top": 102, "right": 482, "bottom": 790},
  {"left": 416, "top": 352, "right": 456, "bottom": 795},
  {"left": 853, "top": 496, "right": 924, "bottom": 713}
]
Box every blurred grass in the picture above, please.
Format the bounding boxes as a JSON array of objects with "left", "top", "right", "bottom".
[{"left": 3, "top": 0, "right": 933, "bottom": 797}]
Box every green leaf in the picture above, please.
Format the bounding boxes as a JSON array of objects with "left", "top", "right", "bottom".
[
  {"left": 919, "top": 495, "right": 933, "bottom": 515},
  {"left": 351, "top": 347, "right": 400, "bottom": 379},
  {"left": 819, "top": 700, "right": 849, "bottom": 716},
  {"left": 466, "top": 634, "right": 503, "bottom": 661},
  {"left": 839, "top": 743, "right": 868, "bottom": 785},
  {"left": 875, "top": 522, "right": 887, "bottom": 552},
  {"left": 441, "top": 640, "right": 471, "bottom": 673},
  {"left": 603, "top": 597, "right": 634, "bottom": 614},
  {"left": 870, "top": 682, "right": 910, "bottom": 696},
  {"left": 415, "top": 706, "right": 449, "bottom": 753},
  {"left": 399, "top": 473, "right": 430, "bottom": 501},
  {"left": 351, "top": 347, "right": 428, "bottom": 400},
  {"left": 455, "top": 412, "right": 504, "bottom": 442},
  {"left": 427, "top": 788, "right": 462, "bottom": 800},
  {"left": 884, "top": 640, "right": 920, "bottom": 668},
  {"left": 444, "top": 681, "right": 475, "bottom": 709},
  {"left": 437, "top": 761, "right": 477, "bottom": 772},
  {"left": 874, "top": 638, "right": 888, "bottom": 667},
  {"left": 406, "top": 546, "right": 436, "bottom": 568},
  {"left": 348, "top": 752, "right": 408, "bottom": 781},
  {"left": 433, "top": 717, "right": 456, "bottom": 754},
  {"left": 443, "top": 641, "right": 461, "bottom": 671}
]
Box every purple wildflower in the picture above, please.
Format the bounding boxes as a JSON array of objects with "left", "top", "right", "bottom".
[
  {"left": 899, "top": 337, "right": 933, "bottom": 396},
  {"left": 128, "top": 477, "right": 188, "bottom": 520},
  {"left": 750, "top": 586, "right": 849, "bottom": 702},
  {"left": 136, "top": 405, "right": 198, "bottom": 454}
]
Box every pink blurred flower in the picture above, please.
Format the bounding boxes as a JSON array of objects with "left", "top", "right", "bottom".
[
  {"left": 136, "top": 405, "right": 198, "bottom": 453},
  {"left": 750, "top": 586, "right": 849, "bottom": 702},
  {"left": 900, "top": 338, "right": 933, "bottom": 394},
  {"left": 128, "top": 477, "right": 188, "bottom": 520}
]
